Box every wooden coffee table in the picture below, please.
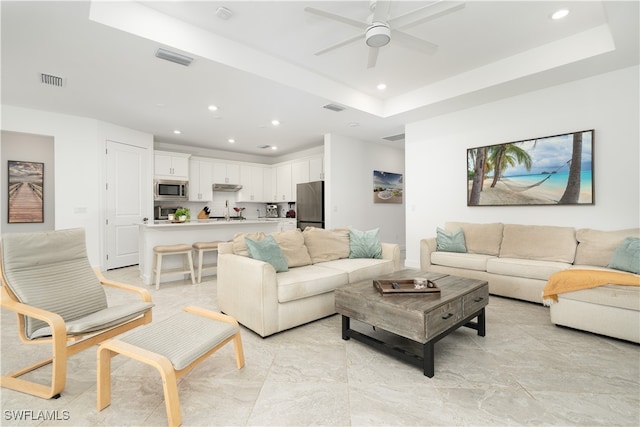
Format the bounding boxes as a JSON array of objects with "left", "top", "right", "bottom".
[{"left": 335, "top": 270, "right": 488, "bottom": 377}]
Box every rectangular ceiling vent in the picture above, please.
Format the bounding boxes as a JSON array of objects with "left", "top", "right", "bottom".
[
  {"left": 383, "top": 133, "right": 405, "bottom": 142},
  {"left": 323, "top": 103, "right": 346, "bottom": 112},
  {"left": 155, "top": 48, "right": 194, "bottom": 66},
  {"left": 40, "top": 73, "right": 64, "bottom": 87},
  {"left": 258, "top": 144, "right": 272, "bottom": 149}
]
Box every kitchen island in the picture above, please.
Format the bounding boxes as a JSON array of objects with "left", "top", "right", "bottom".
[{"left": 138, "top": 219, "right": 281, "bottom": 285}]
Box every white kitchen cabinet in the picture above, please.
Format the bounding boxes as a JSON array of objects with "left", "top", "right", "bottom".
[
  {"left": 309, "top": 156, "right": 324, "bottom": 181},
  {"left": 263, "top": 167, "right": 273, "bottom": 202},
  {"left": 238, "top": 164, "right": 264, "bottom": 202},
  {"left": 189, "top": 158, "right": 213, "bottom": 201},
  {"left": 212, "top": 162, "right": 240, "bottom": 184},
  {"left": 275, "top": 163, "right": 293, "bottom": 202},
  {"left": 154, "top": 151, "right": 190, "bottom": 179},
  {"left": 280, "top": 219, "right": 297, "bottom": 231}
]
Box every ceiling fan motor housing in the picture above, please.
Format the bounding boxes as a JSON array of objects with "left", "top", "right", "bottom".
[{"left": 366, "top": 22, "right": 391, "bottom": 47}]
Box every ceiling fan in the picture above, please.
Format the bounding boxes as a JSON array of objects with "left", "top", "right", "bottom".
[{"left": 305, "top": 1, "right": 465, "bottom": 68}]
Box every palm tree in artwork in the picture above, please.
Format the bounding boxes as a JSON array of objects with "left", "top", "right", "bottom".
[
  {"left": 488, "top": 143, "right": 533, "bottom": 188},
  {"left": 559, "top": 132, "right": 583, "bottom": 204},
  {"left": 468, "top": 147, "right": 487, "bottom": 205}
]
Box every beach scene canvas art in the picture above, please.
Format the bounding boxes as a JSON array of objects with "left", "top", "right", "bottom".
[
  {"left": 467, "top": 130, "right": 593, "bottom": 206},
  {"left": 373, "top": 170, "right": 403, "bottom": 204}
]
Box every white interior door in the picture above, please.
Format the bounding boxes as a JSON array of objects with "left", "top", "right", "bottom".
[{"left": 106, "top": 140, "right": 147, "bottom": 269}]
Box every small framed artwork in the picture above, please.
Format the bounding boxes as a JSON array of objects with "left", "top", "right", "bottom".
[
  {"left": 8, "top": 161, "right": 44, "bottom": 223},
  {"left": 373, "top": 170, "right": 403, "bottom": 204},
  {"left": 467, "top": 130, "right": 594, "bottom": 206}
]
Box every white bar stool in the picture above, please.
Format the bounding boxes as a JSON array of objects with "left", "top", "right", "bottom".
[
  {"left": 152, "top": 244, "right": 195, "bottom": 290},
  {"left": 192, "top": 241, "right": 223, "bottom": 283}
]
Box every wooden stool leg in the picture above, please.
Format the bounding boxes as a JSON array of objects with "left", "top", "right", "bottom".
[
  {"left": 197, "top": 249, "right": 204, "bottom": 284},
  {"left": 155, "top": 253, "right": 163, "bottom": 290},
  {"left": 187, "top": 251, "right": 195, "bottom": 285},
  {"left": 159, "top": 367, "right": 182, "bottom": 427}
]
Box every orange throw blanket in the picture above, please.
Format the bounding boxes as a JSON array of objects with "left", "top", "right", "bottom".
[{"left": 543, "top": 269, "right": 640, "bottom": 306}]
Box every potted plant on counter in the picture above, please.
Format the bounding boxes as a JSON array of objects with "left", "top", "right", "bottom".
[{"left": 174, "top": 208, "right": 191, "bottom": 222}]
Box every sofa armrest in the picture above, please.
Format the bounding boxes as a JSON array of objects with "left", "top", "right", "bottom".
[
  {"left": 216, "top": 252, "right": 279, "bottom": 337},
  {"left": 420, "top": 238, "right": 437, "bottom": 270},
  {"left": 381, "top": 242, "right": 401, "bottom": 271}
]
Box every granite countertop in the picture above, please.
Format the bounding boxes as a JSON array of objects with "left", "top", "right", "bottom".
[{"left": 143, "top": 218, "right": 285, "bottom": 227}]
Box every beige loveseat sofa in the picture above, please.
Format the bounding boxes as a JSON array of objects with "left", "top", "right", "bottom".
[
  {"left": 420, "top": 222, "right": 639, "bottom": 342},
  {"left": 217, "top": 227, "right": 401, "bottom": 337}
]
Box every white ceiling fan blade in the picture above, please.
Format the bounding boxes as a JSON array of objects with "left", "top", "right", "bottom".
[
  {"left": 304, "top": 6, "right": 368, "bottom": 29},
  {"left": 388, "top": 1, "right": 465, "bottom": 30},
  {"left": 367, "top": 47, "right": 380, "bottom": 69},
  {"left": 391, "top": 30, "right": 438, "bottom": 55},
  {"left": 371, "top": 0, "right": 391, "bottom": 22},
  {"left": 314, "top": 33, "right": 365, "bottom": 56}
]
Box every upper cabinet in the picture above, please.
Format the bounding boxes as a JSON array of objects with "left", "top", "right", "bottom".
[
  {"left": 212, "top": 162, "right": 240, "bottom": 184},
  {"left": 189, "top": 158, "right": 213, "bottom": 201},
  {"left": 309, "top": 155, "right": 324, "bottom": 181},
  {"left": 238, "top": 164, "right": 264, "bottom": 202},
  {"left": 274, "top": 163, "right": 293, "bottom": 202},
  {"left": 154, "top": 151, "right": 190, "bottom": 180}
]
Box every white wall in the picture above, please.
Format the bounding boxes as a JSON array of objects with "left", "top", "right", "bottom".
[
  {"left": 404, "top": 65, "right": 640, "bottom": 268},
  {"left": 1, "top": 105, "right": 154, "bottom": 267},
  {"left": 325, "top": 133, "right": 405, "bottom": 248}
]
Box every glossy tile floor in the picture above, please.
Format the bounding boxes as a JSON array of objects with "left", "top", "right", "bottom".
[{"left": 2, "top": 266, "right": 639, "bottom": 426}]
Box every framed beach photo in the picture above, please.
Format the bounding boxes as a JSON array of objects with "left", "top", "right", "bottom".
[
  {"left": 8, "top": 160, "right": 44, "bottom": 223},
  {"left": 373, "top": 170, "right": 403, "bottom": 204},
  {"left": 467, "top": 130, "right": 594, "bottom": 206}
]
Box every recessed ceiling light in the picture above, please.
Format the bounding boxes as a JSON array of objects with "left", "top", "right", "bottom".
[
  {"left": 208, "top": 105, "right": 218, "bottom": 111},
  {"left": 271, "top": 146, "right": 278, "bottom": 150},
  {"left": 377, "top": 83, "right": 387, "bottom": 90},
  {"left": 551, "top": 9, "right": 570, "bottom": 20},
  {"left": 271, "top": 120, "right": 280, "bottom": 126},
  {"left": 173, "top": 130, "right": 181, "bottom": 135},
  {"left": 228, "top": 138, "right": 235, "bottom": 143}
]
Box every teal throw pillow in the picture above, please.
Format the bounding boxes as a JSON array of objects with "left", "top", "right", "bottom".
[
  {"left": 245, "top": 235, "right": 289, "bottom": 272},
  {"left": 436, "top": 227, "right": 467, "bottom": 253},
  {"left": 607, "top": 237, "right": 640, "bottom": 274},
  {"left": 349, "top": 228, "right": 382, "bottom": 259}
]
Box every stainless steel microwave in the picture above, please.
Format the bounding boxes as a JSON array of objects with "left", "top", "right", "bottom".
[
  {"left": 154, "top": 179, "right": 188, "bottom": 202},
  {"left": 155, "top": 205, "right": 180, "bottom": 220}
]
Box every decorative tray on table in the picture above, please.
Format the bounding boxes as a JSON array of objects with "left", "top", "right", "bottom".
[{"left": 373, "top": 279, "right": 441, "bottom": 296}]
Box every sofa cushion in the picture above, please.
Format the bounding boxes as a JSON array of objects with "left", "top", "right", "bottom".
[
  {"left": 445, "top": 222, "right": 504, "bottom": 256},
  {"left": 557, "top": 282, "right": 640, "bottom": 311},
  {"left": 608, "top": 237, "right": 640, "bottom": 274},
  {"left": 303, "top": 227, "right": 350, "bottom": 264},
  {"left": 431, "top": 251, "right": 495, "bottom": 271},
  {"left": 276, "top": 265, "right": 348, "bottom": 303},
  {"left": 232, "top": 232, "right": 266, "bottom": 256},
  {"left": 436, "top": 227, "right": 467, "bottom": 253},
  {"left": 499, "top": 224, "right": 576, "bottom": 263},
  {"left": 575, "top": 228, "right": 640, "bottom": 267},
  {"left": 270, "top": 229, "right": 312, "bottom": 267},
  {"left": 315, "top": 257, "right": 395, "bottom": 283},
  {"left": 487, "top": 257, "right": 572, "bottom": 281},
  {"left": 349, "top": 228, "right": 382, "bottom": 259},
  {"left": 245, "top": 236, "right": 288, "bottom": 272}
]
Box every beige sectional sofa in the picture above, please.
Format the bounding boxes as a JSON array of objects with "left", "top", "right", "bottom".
[
  {"left": 217, "top": 227, "right": 401, "bottom": 337},
  {"left": 420, "top": 222, "right": 640, "bottom": 342}
]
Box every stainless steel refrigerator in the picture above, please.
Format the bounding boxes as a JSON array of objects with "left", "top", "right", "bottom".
[{"left": 296, "top": 181, "right": 324, "bottom": 229}]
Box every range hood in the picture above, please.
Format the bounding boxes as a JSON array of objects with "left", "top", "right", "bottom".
[{"left": 212, "top": 183, "right": 242, "bottom": 192}]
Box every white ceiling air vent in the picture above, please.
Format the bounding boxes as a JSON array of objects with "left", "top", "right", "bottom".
[
  {"left": 40, "top": 73, "right": 64, "bottom": 87},
  {"left": 155, "top": 48, "right": 193, "bottom": 66},
  {"left": 383, "top": 133, "right": 405, "bottom": 142},
  {"left": 258, "top": 144, "right": 272, "bottom": 149},
  {"left": 323, "top": 103, "right": 346, "bottom": 112}
]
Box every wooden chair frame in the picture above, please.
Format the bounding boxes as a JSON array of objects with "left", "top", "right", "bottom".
[{"left": 1, "top": 267, "right": 152, "bottom": 399}]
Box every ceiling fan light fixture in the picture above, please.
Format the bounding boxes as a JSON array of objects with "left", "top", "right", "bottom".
[{"left": 366, "top": 23, "right": 391, "bottom": 48}]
